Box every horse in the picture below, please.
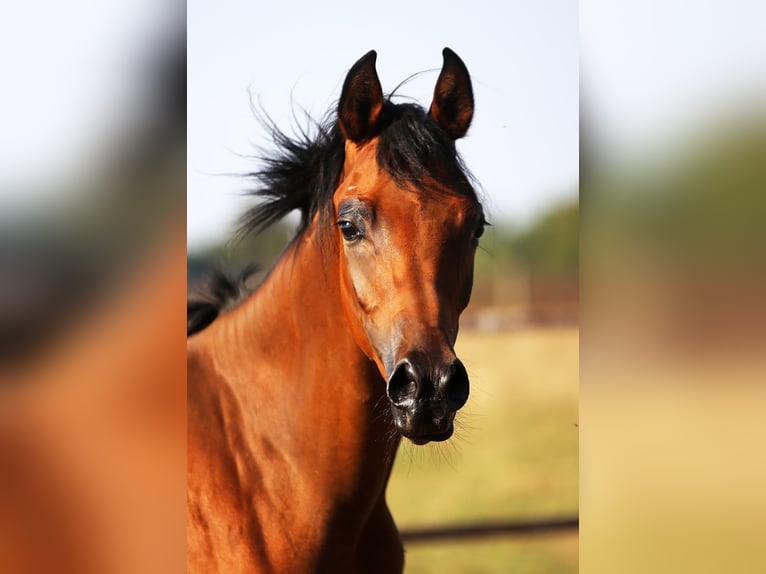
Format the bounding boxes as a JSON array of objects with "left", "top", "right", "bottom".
[{"left": 187, "top": 48, "right": 485, "bottom": 574}]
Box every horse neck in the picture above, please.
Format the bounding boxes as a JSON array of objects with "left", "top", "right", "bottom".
[{"left": 203, "top": 223, "right": 400, "bottom": 511}]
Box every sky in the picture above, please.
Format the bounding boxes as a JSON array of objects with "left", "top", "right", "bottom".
[{"left": 187, "top": 1, "right": 579, "bottom": 251}]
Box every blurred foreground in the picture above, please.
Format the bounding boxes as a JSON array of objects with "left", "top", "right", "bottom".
[
  {"left": 581, "top": 112, "right": 766, "bottom": 573},
  {"left": 0, "top": 3, "right": 186, "bottom": 572},
  {"left": 581, "top": 2, "right": 766, "bottom": 565}
]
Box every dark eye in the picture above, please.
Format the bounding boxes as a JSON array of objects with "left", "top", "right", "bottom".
[
  {"left": 473, "top": 219, "right": 488, "bottom": 240},
  {"left": 338, "top": 220, "right": 362, "bottom": 241}
]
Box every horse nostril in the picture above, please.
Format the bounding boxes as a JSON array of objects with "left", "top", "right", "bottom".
[
  {"left": 387, "top": 361, "right": 420, "bottom": 407},
  {"left": 440, "top": 359, "right": 470, "bottom": 411}
]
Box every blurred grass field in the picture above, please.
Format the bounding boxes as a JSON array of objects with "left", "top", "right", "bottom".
[{"left": 387, "top": 327, "right": 579, "bottom": 574}]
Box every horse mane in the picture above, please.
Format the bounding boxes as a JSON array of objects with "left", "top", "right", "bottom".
[
  {"left": 237, "top": 99, "right": 478, "bottom": 244},
  {"left": 187, "top": 265, "right": 259, "bottom": 336},
  {"left": 187, "top": 98, "right": 479, "bottom": 338}
]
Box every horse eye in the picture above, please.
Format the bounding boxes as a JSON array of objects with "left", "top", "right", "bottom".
[
  {"left": 473, "top": 220, "right": 488, "bottom": 240},
  {"left": 474, "top": 214, "right": 491, "bottom": 239},
  {"left": 338, "top": 220, "right": 362, "bottom": 241}
]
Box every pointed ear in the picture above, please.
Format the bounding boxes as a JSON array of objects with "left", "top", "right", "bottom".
[
  {"left": 338, "top": 50, "right": 384, "bottom": 143},
  {"left": 428, "top": 48, "right": 474, "bottom": 140}
]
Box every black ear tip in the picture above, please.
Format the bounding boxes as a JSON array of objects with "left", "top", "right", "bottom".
[
  {"left": 359, "top": 50, "right": 377, "bottom": 66},
  {"left": 442, "top": 47, "right": 466, "bottom": 68},
  {"left": 347, "top": 50, "right": 378, "bottom": 77}
]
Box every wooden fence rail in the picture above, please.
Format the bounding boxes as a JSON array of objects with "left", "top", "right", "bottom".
[{"left": 400, "top": 516, "right": 579, "bottom": 544}]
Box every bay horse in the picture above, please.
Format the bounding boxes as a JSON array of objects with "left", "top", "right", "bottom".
[{"left": 187, "top": 48, "right": 485, "bottom": 573}]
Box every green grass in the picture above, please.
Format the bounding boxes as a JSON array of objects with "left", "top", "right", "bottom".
[{"left": 387, "top": 328, "right": 579, "bottom": 573}]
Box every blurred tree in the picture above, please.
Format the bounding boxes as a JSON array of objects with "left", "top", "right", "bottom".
[
  {"left": 475, "top": 198, "right": 579, "bottom": 277},
  {"left": 511, "top": 200, "right": 579, "bottom": 276}
]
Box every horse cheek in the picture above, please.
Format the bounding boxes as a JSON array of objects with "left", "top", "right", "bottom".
[{"left": 340, "top": 252, "right": 388, "bottom": 375}]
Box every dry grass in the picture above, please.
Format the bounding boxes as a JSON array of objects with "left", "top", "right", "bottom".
[{"left": 387, "top": 327, "right": 579, "bottom": 573}]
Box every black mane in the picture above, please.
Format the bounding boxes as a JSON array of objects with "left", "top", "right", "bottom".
[
  {"left": 187, "top": 265, "right": 259, "bottom": 336},
  {"left": 188, "top": 99, "right": 479, "bottom": 338}
]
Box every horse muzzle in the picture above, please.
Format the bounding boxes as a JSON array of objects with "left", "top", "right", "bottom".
[{"left": 386, "top": 356, "right": 469, "bottom": 444}]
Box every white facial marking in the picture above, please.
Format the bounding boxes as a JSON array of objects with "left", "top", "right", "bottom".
[{"left": 348, "top": 185, "right": 357, "bottom": 191}]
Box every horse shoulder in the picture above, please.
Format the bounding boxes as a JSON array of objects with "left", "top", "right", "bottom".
[{"left": 187, "top": 343, "right": 271, "bottom": 572}]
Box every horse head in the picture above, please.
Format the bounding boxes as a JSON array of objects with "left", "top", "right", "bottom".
[{"left": 333, "top": 49, "right": 485, "bottom": 444}]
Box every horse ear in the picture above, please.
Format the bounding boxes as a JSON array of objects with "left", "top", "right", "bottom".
[
  {"left": 338, "top": 50, "right": 384, "bottom": 143},
  {"left": 428, "top": 48, "right": 474, "bottom": 140}
]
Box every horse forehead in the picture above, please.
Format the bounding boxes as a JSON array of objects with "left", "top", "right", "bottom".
[
  {"left": 338, "top": 140, "right": 475, "bottom": 222},
  {"left": 339, "top": 179, "right": 471, "bottom": 226},
  {"left": 384, "top": 187, "right": 470, "bottom": 223},
  {"left": 342, "top": 139, "right": 379, "bottom": 178}
]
